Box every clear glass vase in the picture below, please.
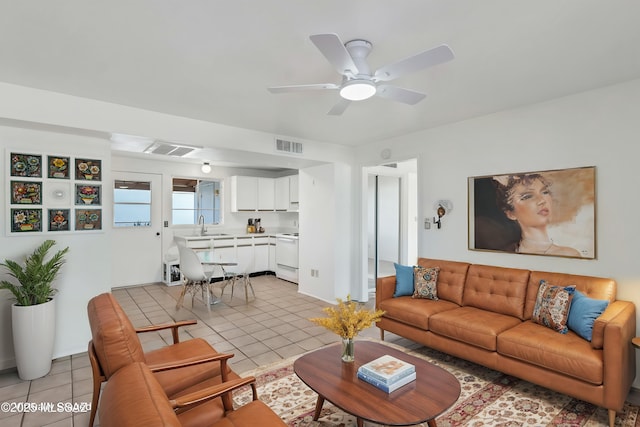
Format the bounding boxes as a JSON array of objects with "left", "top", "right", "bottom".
[{"left": 341, "top": 337, "right": 355, "bottom": 362}]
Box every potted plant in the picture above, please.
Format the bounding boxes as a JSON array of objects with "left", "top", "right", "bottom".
[{"left": 0, "top": 240, "right": 69, "bottom": 380}]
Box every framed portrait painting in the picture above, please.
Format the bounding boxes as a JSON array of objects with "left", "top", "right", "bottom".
[{"left": 468, "top": 166, "right": 595, "bottom": 259}]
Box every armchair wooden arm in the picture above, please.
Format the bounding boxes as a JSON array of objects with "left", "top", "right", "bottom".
[
  {"left": 169, "top": 376, "right": 258, "bottom": 410},
  {"left": 135, "top": 319, "right": 198, "bottom": 343},
  {"left": 149, "top": 352, "right": 234, "bottom": 382}
]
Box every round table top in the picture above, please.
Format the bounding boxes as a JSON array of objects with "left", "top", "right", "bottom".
[{"left": 293, "top": 341, "right": 460, "bottom": 426}]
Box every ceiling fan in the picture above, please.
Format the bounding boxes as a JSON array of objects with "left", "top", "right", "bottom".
[{"left": 268, "top": 33, "right": 454, "bottom": 115}]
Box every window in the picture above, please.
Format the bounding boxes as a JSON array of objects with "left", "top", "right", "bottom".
[
  {"left": 172, "top": 178, "right": 222, "bottom": 225},
  {"left": 114, "top": 180, "right": 151, "bottom": 227}
]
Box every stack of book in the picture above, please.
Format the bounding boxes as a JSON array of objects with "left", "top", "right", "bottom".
[{"left": 357, "top": 354, "right": 416, "bottom": 393}]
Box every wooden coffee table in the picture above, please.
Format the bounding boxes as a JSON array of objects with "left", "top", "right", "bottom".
[{"left": 294, "top": 341, "right": 460, "bottom": 427}]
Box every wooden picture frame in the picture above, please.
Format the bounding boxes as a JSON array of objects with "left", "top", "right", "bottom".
[
  {"left": 75, "top": 158, "right": 102, "bottom": 181},
  {"left": 75, "top": 209, "right": 102, "bottom": 231},
  {"left": 11, "top": 208, "right": 42, "bottom": 233},
  {"left": 48, "top": 155, "right": 71, "bottom": 179},
  {"left": 468, "top": 166, "right": 595, "bottom": 259},
  {"left": 11, "top": 181, "right": 42, "bottom": 205},
  {"left": 10, "top": 152, "right": 42, "bottom": 178},
  {"left": 48, "top": 209, "right": 70, "bottom": 232}
]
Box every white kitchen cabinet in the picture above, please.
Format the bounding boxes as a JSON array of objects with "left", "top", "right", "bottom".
[
  {"left": 230, "top": 176, "right": 258, "bottom": 212},
  {"left": 236, "top": 238, "right": 254, "bottom": 273},
  {"left": 289, "top": 174, "right": 299, "bottom": 205},
  {"left": 254, "top": 237, "right": 270, "bottom": 272},
  {"left": 274, "top": 176, "right": 289, "bottom": 211},
  {"left": 257, "top": 177, "right": 275, "bottom": 211},
  {"left": 268, "top": 237, "right": 276, "bottom": 271}
]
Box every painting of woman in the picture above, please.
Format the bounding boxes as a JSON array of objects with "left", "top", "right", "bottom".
[{"left": 470, "top": 167, "right": 595, "bottom": 258}]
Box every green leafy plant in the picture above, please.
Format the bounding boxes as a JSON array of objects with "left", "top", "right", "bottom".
[{"left": 0, "top": 240, "right": 69, "bottom": 306}]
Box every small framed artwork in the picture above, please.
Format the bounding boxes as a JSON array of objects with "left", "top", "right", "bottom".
[
  {"left": 48, "top": 209, "right": 70, "bottom": 232},
  {"left": 11, "top": 208, "right": 42, "bottom": 233},
  {"left": 75, "top": 184, "right": 101, "bottom": 206},
  {"left": 11, "top": 181, "right": 42, "bottom": 205},
  {"left": 75, "top": 158, "right": 102, "bottom": 181},
  {"left": 468, "top": 166, "right": 595, "bottom": 259},
  {"left": 75, "top": 209, "right": 102, "bottom": 231},
  {"left": 48, "top": 155, "right": 71, "bottom": 179},
  {"left": 10, "top": 152, "right": 42, "bottom": 178}
]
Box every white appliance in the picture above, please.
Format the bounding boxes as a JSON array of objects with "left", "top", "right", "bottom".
[{"left": 276, "top": 233, "right": 299, "bottom": 283}]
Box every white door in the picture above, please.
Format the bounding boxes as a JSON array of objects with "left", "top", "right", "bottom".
[{"left": 111, "top": 171, "right": 163, "bottom": 288}]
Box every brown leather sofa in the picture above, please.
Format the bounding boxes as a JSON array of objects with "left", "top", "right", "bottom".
[
  {"left": 99, "top": 361, "right": 287, "bottom": 427},
  {"left": 87, "top": 292, "right": 241, "bottom": 426},
  {"left": 376, "top": 258, "right": 636, "bottom": 427}
]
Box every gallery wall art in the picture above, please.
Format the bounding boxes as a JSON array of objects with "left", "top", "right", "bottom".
[
  {"left": 6, "top": 150, "right": 105, "bottom": 235},
  {"left": 468, "top": 166, "right": 595, "bottom": 259}
]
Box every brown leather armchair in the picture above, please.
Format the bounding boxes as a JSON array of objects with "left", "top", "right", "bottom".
[
  {"left": 99, "top": 362, "right": 287, "bottom": 427},
  {"left": 87, "top": 292, "right": 241, "bottom": 426}
]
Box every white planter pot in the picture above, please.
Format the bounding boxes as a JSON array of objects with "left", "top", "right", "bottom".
[{"left": 12, "top": 298, "right": 56, "bottom": 380}]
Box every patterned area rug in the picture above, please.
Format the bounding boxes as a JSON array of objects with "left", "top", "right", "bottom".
[{"left": 234, "top": 340, "right": 640, "bottom": 427}]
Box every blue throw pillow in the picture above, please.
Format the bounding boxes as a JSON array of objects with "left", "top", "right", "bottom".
[
  {"left": 567, "top": 290, "right": 609, "bottom": 341},
  {"left": 393, "top": 263, "right": 414, "bottom": 297}
]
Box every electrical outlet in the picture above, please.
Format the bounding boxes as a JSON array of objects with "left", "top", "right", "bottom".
[{"left": 424, "top": 218, "right": 431, "bottom": 229}]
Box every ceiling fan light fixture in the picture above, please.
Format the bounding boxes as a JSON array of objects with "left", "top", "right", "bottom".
[
  {"left": 201, "top": 162, "right": 211, "bottom": 173},
  {"left": 339, "top": 79, "right": 376, "bottom": 101}
]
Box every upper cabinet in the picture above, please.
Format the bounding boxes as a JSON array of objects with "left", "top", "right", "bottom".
[
  {"left": 274, "top": 176, "right": 289, "bottom": 211},
  {"left": 230, "top": 176, "right": 258, "bottom": 211},
  {"left": 289, "top": 174, "right": 299, "bottom": 207},
  {"left": 231, "top": 175, "right": 298, "bottom": 212},
  {"left": 257, "top": 178, "right": 275, "bottom": 211}
]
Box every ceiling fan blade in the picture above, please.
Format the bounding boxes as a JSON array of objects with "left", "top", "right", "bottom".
[
  {"left": 376, "top": 85, "right": 426, "bottom": 105},
  {"left": 327, "top": 98, "right": 351, "bottom": 116},
  {"left": 374, "top": 44, "right": 454, "bottom": 82},
  {"left": 310, "top": 33, "right": 359, "bottom": 76},
  {"left": 268, "top": 83, "right": 339, "bottom": 93}
]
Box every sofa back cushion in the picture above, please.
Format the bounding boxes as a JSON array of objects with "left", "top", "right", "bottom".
[
  {"left": 417, "top": 258, "right": 469, "bottom": 305},
  {"left": 462, "top": 264, "right": 530, "bottom": 320},
  {"left": 87, "top": 293, "right": 145, "bottom": 379}
]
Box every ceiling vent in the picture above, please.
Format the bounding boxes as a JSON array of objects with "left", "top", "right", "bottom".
[
  {"left": 275, "top": 138, "right": 303, "bottom": 155},
  {"left": 144, "top": 141, "right": 202, "bottom": 157}
]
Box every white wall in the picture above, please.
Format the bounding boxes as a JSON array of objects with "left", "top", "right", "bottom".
[
  {"left": 298, "top": 163, "right": 353, "bottom": 303},
  {"left": 355, "top": 78, "right": 640, "bottom": 386},
  {"left": 0, "top": 127, "right": 111, "bottom": 370}
]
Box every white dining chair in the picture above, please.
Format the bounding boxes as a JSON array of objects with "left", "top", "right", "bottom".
[{"left": 176, "top": 245, "right": 215, "bottom": 309}]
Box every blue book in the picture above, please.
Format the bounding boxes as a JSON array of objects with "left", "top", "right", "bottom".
[
  {"left": 357, "top": 370, "right": 417, "bottom": 393},
  {"left": 357, "top": 354, "right": 415, "bottom": 385}
]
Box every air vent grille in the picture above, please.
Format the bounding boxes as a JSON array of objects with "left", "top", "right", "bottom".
[
  {"left": 144, "top": 141, "right": 201, "bottom": 157},
  {"left": 275, "top": 138, "right": 303, "bottom": 155}
]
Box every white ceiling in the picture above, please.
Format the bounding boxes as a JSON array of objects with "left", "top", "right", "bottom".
[{"left": 1, "top": 1, "right": 640, "bottom": 150}]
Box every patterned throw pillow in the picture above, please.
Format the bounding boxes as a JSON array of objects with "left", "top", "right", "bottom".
[
  {"left": 532, "top": 280, "right": 575, "bottom": 334},
  {"left": 412, "top": 266, "right": 440, "bottom": 300}
]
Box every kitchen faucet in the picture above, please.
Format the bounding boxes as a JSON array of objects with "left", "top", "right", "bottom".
[{"left": 198, "top": 214, "right": 206, "bottom": 235}]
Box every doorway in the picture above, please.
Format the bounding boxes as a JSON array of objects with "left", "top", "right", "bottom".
[
  {"left": 111, "top": 171, "right": 163, "bottom": 287},
  {"left": 365, "top": 159, "right": 418, "bottom": 294}
]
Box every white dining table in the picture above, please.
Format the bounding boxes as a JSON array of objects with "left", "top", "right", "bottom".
[{"left": 197, "top": 251, "right": 238, "bottom": 305}]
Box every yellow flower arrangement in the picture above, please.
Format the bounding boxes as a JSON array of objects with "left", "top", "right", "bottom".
[{"left": 309, "top": 295, "right": 385, "bottom": 339}]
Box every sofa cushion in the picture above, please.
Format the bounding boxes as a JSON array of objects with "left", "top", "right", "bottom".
[
  {"left": 525, "top": 271, "right": 616, "bottom": 320},
  {"left": 412, "top": 266, "right": 439, "bottom": 300},
  {"left": 429, "top": 306, "right": 522, "bottom": 351},
  {"left": 393, "top": 263, "right": 415, "bottom": 297},
  {"left": 532, "top": 280, "right": 575, "bottom": 334},
  {"left": 567, "top": 290, "right": 609, "bottom": 341},
  {"left": 378, "top": 296, "right": 459, "bottom": 331},
  {"left": 462, "top": 264, "right": 530, "bottom": 320},
  {"left": 416, "top": 259, "right": 469, "bottom": 305},
  {"left": 498, "top": 321, "right": 603, "bottom": 385}
]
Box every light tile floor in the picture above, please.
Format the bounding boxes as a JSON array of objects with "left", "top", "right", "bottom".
[{"left": 0, "top": 275, "right": 412, "bottom": 427}]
